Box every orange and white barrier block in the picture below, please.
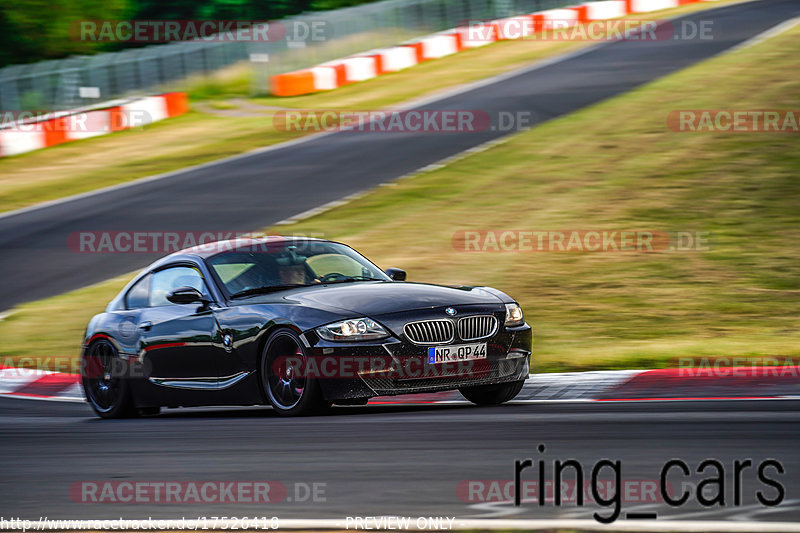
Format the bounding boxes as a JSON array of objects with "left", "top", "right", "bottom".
[
  {"left": 0, "top": 129, "right": 46, "bottom": 157},
  {"left": 539, "top": 8, "right": 580, "bottom": 28},
  {"left": 269, "top": 0, "right": 705, "bottom": 97},
  {"left": 314, "top": 59, "right": 350, "bottom": 89},
  {"left": 369, "top": 47, "right": 419, "bottom": 73},
  {"left": 493, "top": 16, "right": 537, "bottom": 40},
  {"left": 405, "top": 34, "right": 460, "bottom": 62},
  {"left": 309, "top": 67, "right": 338, "bottom": 90},
  {"left": 340, "top": 57, "right": 379, "bottom": 82},
  {"left": 584, "top": 0, "right": 628, "bottom": 20},
  {"left": 423, "top": 34, "right": 460, "bottom": 59},
  {"left": 270, "top": 70, "right": 317, "bottom": 96},
  {"left": 0, "top": 92, "right": 188, "bottom": 158},
  {"left": 455, "top": 23, "right": 497, "bottom": 48},
  {"left": 626, "top": 0, "right": 679, "bottom": 12}
]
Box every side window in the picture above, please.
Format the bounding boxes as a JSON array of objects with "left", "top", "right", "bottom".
[
  {"left": 149, "top": 266, "right": 208, "bottom": 307},
  {"left": 126, "top": 274, "right": 151, "bottom": 309}
]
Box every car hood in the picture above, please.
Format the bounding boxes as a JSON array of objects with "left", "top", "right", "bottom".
[{"left": 278, "top": 281, "right": 505, "bottom": 316}]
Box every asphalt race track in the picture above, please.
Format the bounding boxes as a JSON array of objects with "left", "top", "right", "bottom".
[
  {"left": 2, "top": 2, "right": 800, "bottom": 528},
  {"left": 1, "top": 0, "right": 799, "bottom": 311},
  {"left": 0, "top": 397, "right": 799, "bottom": 524}
]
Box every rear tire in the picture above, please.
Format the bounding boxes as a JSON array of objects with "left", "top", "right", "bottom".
[
  {"left": 260, "top": 329, "right": 331, "bottom": 416},
  {"left": 82, "top": 339, "right": 135, "bottom": 419},
  {"left": 459, "top": 379, "right": 525, "bottom": 406}
]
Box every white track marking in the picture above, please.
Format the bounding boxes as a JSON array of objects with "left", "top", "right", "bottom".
[{"left": 11, "top": 517, "right": 800, "bottom": 531}]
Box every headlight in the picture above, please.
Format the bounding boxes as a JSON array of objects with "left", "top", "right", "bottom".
[
  {"left": 316, "top": 318, "right": 389, "bottom": 341},
  {"left": 504, "top": 303, "right": 524, "bottom": 327}
]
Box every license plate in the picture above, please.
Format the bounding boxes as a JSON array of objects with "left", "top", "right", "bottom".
[{"left": 428, "top": 343, "right": 487, "bottom": 364}]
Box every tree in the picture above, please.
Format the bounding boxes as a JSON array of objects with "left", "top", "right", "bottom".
[{"left": 0, "top": 0, "right": 131, "bottom": 67}]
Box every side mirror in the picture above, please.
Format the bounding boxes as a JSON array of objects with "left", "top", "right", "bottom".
[
  {"left": 167, "top": 286, "right": 207, "bottom": 305},
  {"left": 384, "top": 268, "right": 406, "bottom": 281}
]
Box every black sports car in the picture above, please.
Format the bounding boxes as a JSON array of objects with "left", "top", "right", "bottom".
[{"left": 81, "top": 236, "right": 532, "bottom": 417}]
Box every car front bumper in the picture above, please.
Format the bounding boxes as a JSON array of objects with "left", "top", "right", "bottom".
[{"left": 302, "top": 323, "right": 532, "bottom": 400}]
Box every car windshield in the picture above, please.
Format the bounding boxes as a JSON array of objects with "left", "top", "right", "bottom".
[{"left": 206, "top": 240, "right": 390, "bottom": 297}]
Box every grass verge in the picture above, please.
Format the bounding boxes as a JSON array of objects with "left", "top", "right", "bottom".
[{"left": 1, "top": 15, "right": 798, "bottom": 373}]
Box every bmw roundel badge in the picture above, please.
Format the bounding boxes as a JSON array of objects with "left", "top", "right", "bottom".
[{"left": 445, "top": 307, "right": 457, "bottom": 316}]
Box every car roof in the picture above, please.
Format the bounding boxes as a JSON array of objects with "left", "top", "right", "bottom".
[
  {"left": 162, "top": 235, "right": 329, "bottom": 261},
  {"left": 107, "top": 236, "right": 334, "bottom": 311}
]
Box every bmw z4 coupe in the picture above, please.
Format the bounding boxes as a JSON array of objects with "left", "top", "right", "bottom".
[{"left": 81, "top": 236, "right": 532, "bottom": 417}]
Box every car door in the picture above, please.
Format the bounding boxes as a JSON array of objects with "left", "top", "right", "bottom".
[
  {"left": 137, "top": 264, "right": 225, "bottom": 389},
  {"left": 111, "top": 273, "right": 151, "bottom": 358}
]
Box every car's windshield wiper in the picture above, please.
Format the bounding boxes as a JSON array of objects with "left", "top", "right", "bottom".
[
  {"left": 324, "top": 276, "right": 385, "bottom": 284},
  {"left": 230, "top": 285, "right": 310, "bottom": 299}
]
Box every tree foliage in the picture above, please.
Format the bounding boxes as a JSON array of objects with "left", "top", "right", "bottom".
[
  {"left": 0, "top": 0, "right": 383, "bottom": 67},
  {"left": 0, "top": 0, "right": 130, "bottom": 67}
]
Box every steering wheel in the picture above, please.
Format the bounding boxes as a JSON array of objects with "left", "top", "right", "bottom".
[{"left": 319, "top": 272, "right": 347, "bottom": 283}]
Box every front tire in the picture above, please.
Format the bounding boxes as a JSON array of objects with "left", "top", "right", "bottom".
[
  {"left": 82, "top": 339, "right": 134, "bottom": 419},
  {"left": 459, "top": 379, "right": 525, "bottom": 406},
  {"left": 260, "top": 329, "right": 330, "bottom": 416}
]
